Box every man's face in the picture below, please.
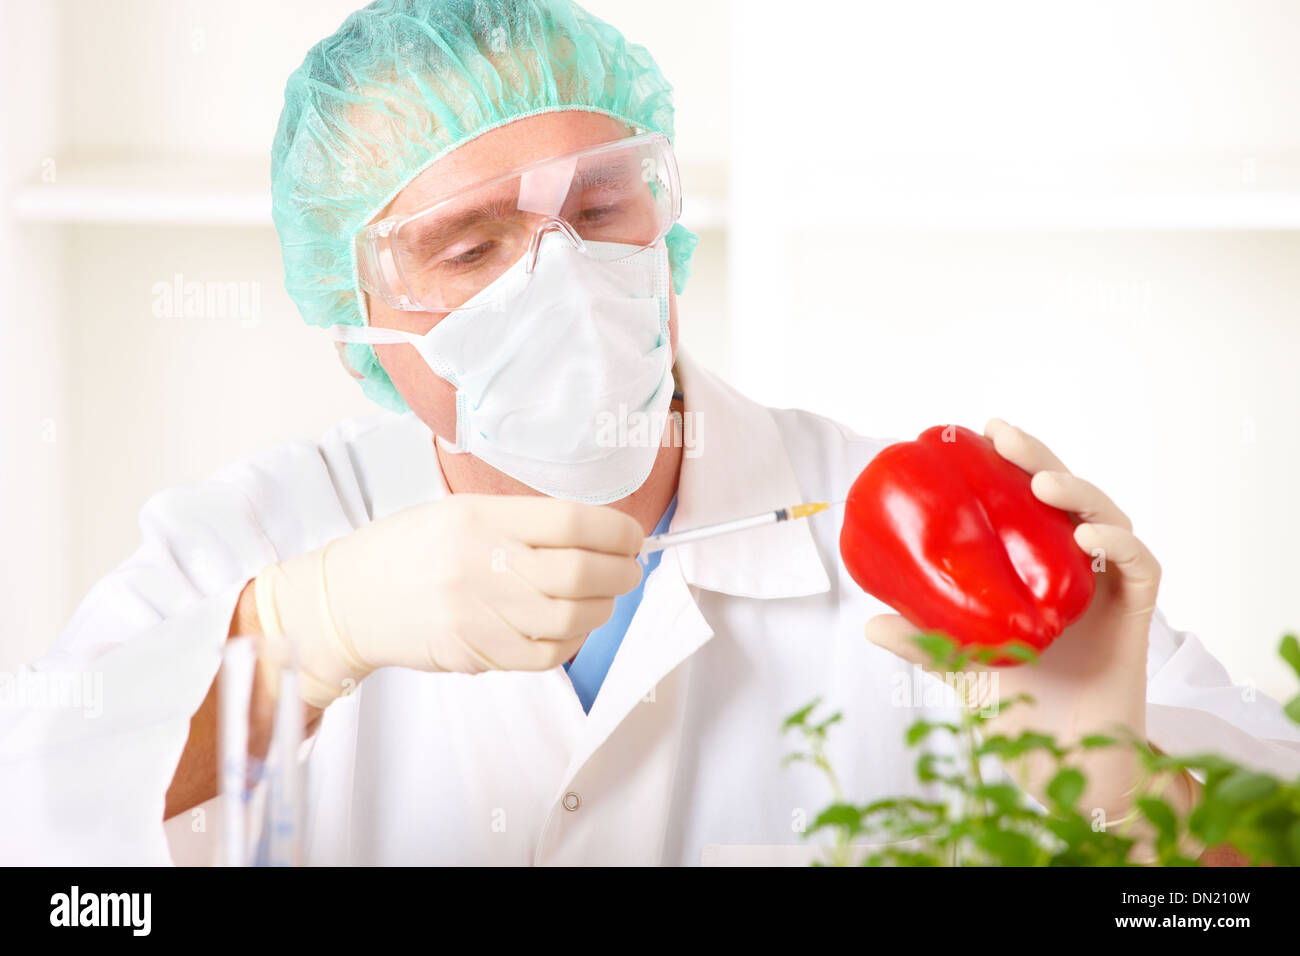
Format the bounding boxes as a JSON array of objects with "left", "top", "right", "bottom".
[{"left": 358, "top": 111, "right": 680, "bottom": 446}]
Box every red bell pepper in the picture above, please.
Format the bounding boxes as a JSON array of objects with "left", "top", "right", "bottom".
[{"left": 840, "top": 425, "right": 1095, "bottom": 663}]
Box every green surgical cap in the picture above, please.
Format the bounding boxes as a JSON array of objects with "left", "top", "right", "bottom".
[{"left": 270, "top": 0, "right": 700, "bottom": 413}]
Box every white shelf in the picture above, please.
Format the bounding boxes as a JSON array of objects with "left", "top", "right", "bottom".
[
  {"left": 791, "top": 189, "right": 1300, "bottom": 231},
  {"left": 12, "top": 158, "right": 272, "bottom": 226},
  {"left": 775, "top": 154, "right": 1300, "bottom": 231},
  {"left": 11, "top": 157, "right": 732, "bottom": 231}
]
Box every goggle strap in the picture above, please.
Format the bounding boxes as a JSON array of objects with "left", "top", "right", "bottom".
[{"left": 327, "top": 324, "right": 420, "bottom": 346}]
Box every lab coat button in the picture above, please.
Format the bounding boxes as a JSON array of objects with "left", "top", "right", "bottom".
[{"left": 562, "top": 791, "right": 581, "bottom": 811}]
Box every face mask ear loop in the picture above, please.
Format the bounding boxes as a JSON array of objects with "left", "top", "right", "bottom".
[
  {"left": 654, "top": 241, "right": 672, "bottom": 339},
  {"left": 452, "top": 390, "right": 472, "bottom": 452},
  {"left": 328, "top": 323, "right": 455, "bottom": 380}
]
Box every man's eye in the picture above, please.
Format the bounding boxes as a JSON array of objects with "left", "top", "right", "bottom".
[
  {"left": 574, "top": 205, "right": 616, "bottom": 223},
  {"left": 444, "top": 242, "right": 493, "bottom": 267}
]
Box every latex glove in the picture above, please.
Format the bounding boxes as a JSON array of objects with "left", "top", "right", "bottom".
[
  {"left": 254, "top": 494, "right": 644, "bottom": 709},
  {"left": 864, "top": 419, "right": 1196, "bottom": 833}
]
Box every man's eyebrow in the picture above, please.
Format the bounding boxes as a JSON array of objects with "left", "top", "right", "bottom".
[
  {"left": 403, "top": 194, "right": 521, "bottom": 249},
  {"left": 572, "top": 158, "right": 637, "bottom": 190}
]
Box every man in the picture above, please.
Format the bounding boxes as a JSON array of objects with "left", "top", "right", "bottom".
[{"left": 5, "top": 0, "right": 1298, "bottom": 865}]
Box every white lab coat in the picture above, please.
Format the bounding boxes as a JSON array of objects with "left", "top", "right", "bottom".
[{"left": 3, "top": 350, "right": 1299, "bottom": 866}]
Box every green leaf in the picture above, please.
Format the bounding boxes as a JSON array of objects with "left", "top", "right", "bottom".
[
  {"left": 1079, "top": 734, "right": 1119, "bottom": 750},
  {"left": 989, "top": 730, "right": 1067, "bottom": 760},
  {"left": 1215, "top": 770, "right": 1279, "bottom": 805},
  {"left": 1287, "top": 820, "right": 1300, "bottom": 867},
  {"left": 1045, "top": 815, "right": 1097, "bottom": 850},
  {"left": 916, "top": 753, "right": 943, "bottom": 783},
  {"left": 1137, "top": 797, "right": 1178, "bottom": 844},
  {"left": 812, "top": 711, "right": 844, "bottom": 735},
  {"left": 1000, "top": 641, "right": 1040, "bottom": 663},
  {"left": 976, "top": 827, "right": 1038, "bottom": 866},
  {"left": 809, "top": 802, "right": 864, "bottom": 838},
  {"left": 1171, "top": 753, "right": 1238, "bottom": 776},
  {"left": 782, "top": 698, "right": 820, "bottom": 730},
  {"left": 860, "top": 798, "right": 900, "bottom": 816},
  {"left": 974, "top": 734, "right": 1015, "bottom": 757},
  {"left": 1189, "top": 799, "right": 1235, "bottom": 846},
  {"left": 1279, "top": 634, "right": 1300, "bottom": 682},
  {"left": 906, "top": 720, "right": 934, "bottom": 746},
  {"left": 1047, "top": 768, "right": 1086, "bottom": 808},
  {"left": 1284, "top": 695, "right": 1300, "bottom": 728},
  {"left": 910, "top": 632, "right": 958, "bottom": 666},
  {"left": 973, "top": 782, "right": 1025, "bottom": 814},
  {"left": 875, "top": 848, "right": 943, "bottom": 867}
]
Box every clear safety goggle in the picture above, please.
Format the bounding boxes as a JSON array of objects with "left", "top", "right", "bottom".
[{"left": 355, "top": 131, "right": 681, "bottom": 314}]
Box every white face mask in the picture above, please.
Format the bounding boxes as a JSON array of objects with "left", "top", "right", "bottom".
[{"left": 332, "top": 232, "right": 675, "bottom": 504}]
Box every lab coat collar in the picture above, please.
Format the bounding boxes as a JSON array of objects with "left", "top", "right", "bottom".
[
  {"left": 669, "top": 349, "right": 832, "bottom": 599},
  {"left": 551, "top": 544, "right": 714, "bottom": 804}
]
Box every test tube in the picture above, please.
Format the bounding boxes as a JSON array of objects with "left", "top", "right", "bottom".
[
  {"left": 218, "top": 637, "right": 256, "bottom": 867},
  {"left": 219, "top": 634, "right": 304, "bottom": 866},
  {"left": 258, "top": 660, "right": 304, "bottom": 866}
]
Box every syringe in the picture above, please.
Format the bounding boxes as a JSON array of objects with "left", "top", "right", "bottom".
[{"left": 639, "top": 500, "right": 842, "bottom": 556}]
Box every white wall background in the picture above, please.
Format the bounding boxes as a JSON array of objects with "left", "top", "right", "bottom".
[{"left": 1, "top": 0, "right": 1298, "bottom": 698}]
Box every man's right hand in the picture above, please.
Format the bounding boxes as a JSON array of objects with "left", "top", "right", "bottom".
[{"left": 252, "top": 494, "right": 644, "bottom": 709}]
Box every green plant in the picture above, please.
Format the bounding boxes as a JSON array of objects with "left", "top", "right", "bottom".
[{"left": 783, "top": 634, "right": 1300, "bottom": 866}]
